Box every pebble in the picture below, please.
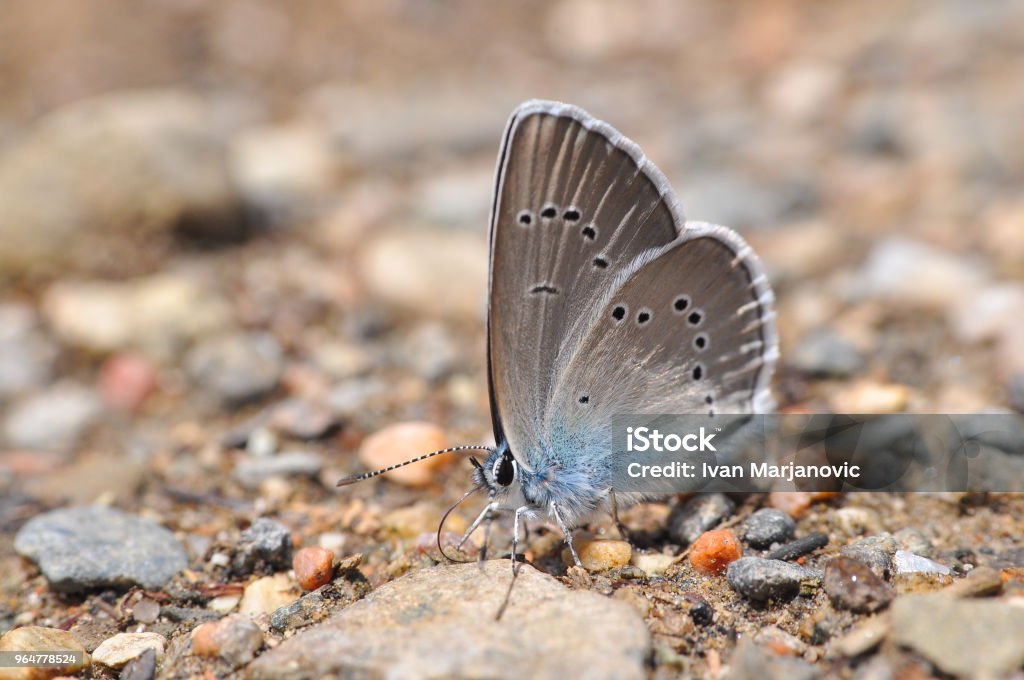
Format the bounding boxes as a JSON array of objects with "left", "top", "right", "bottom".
[
  {"left": 42, "top": 274, "right": 231, "bottom": 357},
  {"left": 293, "top": 546, "right": 335, "bottom": 591},
  {"left": 943, "top": 566, "right": 1003, "bottom": 598},
  {"left": 231, "top": 518, "right": 293, "bottom": 576},
  {"left": 2, "top": 382, "right": 102, "bottom": 451},
  {"left": 890, "top": 594, "right": 1024, "bottom": 677},
  {"left": 832, "top": 507, "right": 882, "bottom": 536},
  {"left": 840, "top": 535, "right": 897, "bottom": 579},
  {"left": 233, "top": 451, "right": 324, "bottom": 489},
  {"left": 357, "top": 422, "right": 451, "bottom": 488},
  {"left": 0, "top": 304, "right": 57, "bottom": 401},
  {"left": 892, "top": 527, "right": 934, "bottom": 557},
  {"left": 185, "top": 332, "right": 284, "bottom": 406},
  {"left": 357, "top": 229, "right": 488, "bottom": 320},
  {"left": 767, "top": 491, "right": 838, "bottom": 518},
  {"left": 0, "top": 626, "right": 90, "bottom": 678},
  {"left": 788, "top": 330, "right": 864, "bottom": 378},
  {"left": 854, "top": 237, "right": 988, "bottom": 313},
  {"left": 98, "top": 352, "right": 158, "bottom": 411},
  {"left": 267, "top": 399, "right": 340, "bottom": 440},
  {"left": 690, "top": 529, "right": 743, "bottom": 575},
  {"left": 229, "top": 122, "right": 336, "bottom": 221},
  {"left": 667, "top": 493, "right": 735, "bottom": 545},
  {"left": 726, "top": 557, "right": 822, "bottom": 602},
  {"left": 250, "top": 561, "right": 650, "bottom": 680},
  {"left": 191, "top": 615, "right": 264, "bottom": 667},
  {"left": 131, "top": 598, "right": 161, "bottom": 624},
  {"left": 91, "top": 632, "right": 165, "bottom": 669},
  {"left": 207, "top": 595, "right": 241, "bottom": 614},
  {"left": 831, "top": 381, "right": 910, "bottom": 413},
  {"left": 723, "top": 639, "right": 820, "bottom": 680},
  {"left": 893, "top": 550, "right": 950, "bottom": 576},
  {"left": 14, "top": 506, "right": 187, "bottom": 592},
  {"left": 565, "top": 537, "right": 632, "bottom": 571},
  {"left": 767, "top": 533, "right": 830, "bottom": 561},
  {"left": 118, "top": 647, "right": 157, "bottom": 680},
  {"left": 269, "top": 560, "right": 371, "bottom": 631},
  {"left": 631, "top": 553, "right": 676, "bottom": 577},
  {"left": 239, "top": 574, "right": 298, "bottom": 617},
  {"left": 823, "top": 557, "right": 893, "bottom": 613},
  {"left": 741, "top": 508, "right": 796, "bottom": 548},
  {"left": 0, "top": 90, "right": 244, "bottom": 278},
  {"left": 825, "top": 615, "right": 890, "bottom": 658}
]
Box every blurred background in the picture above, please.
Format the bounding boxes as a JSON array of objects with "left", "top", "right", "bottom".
[
  {"left": 2, "top": 0, "right": 1023, "bottom": 508},
  {"left": 1, "top": 2, "right": 1024, "bottom": 673},
  {"left": 1, "top": 0, "right": 1023, "bottom": 588}
]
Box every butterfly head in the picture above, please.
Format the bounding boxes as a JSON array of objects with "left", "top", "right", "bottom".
[{"left": 474, "top": 444, "right": 530, "bottom": 508}]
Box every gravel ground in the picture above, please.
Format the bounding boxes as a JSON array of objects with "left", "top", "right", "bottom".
[{"left": 1, "top": 2, "right": 1023, "bottom": 679}]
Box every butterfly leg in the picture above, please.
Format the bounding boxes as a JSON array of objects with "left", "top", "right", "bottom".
[
  {"left": 459, "top": 500, "right": 499, "bottom": 552},
  {"left": 478, "top": 510, "right": 494, "bottom": 567},
  {"left": 511, "top": 505, "right": 530, "bottom": 576},
  {"left": 609, "top": 489, "right": 632, "bottom": 542},
  {"left": 551, "top": 502, "right": 582, "bottom": 568}
]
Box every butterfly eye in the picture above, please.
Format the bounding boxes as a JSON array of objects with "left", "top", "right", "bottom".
[{"left": 494, "top": 452, "right": 516, "bottom": 487}]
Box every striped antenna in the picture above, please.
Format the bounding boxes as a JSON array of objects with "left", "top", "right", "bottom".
[{"left": 335, "top": 445, "right": 495, "bottom": 487}]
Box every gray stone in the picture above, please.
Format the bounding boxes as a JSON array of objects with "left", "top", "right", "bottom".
[
  {"left": 186, "top": 332, "right": 283, "bottom": 406},
  {"left": 741, "top": 508, "right": 796, "bottom": 549},
  {"left": 1008, "top": 371, "right": 1024, "bottom": 413},
  {"left": 726, "top": 557, "right": 822, "bottom": 602},
  {"left": 893, "top": 550, "right": 950, "bottom": 576},
  {"left": 270, "top": 567, "right": 371, "bottom": 632},
  {"left": 668, "top": 493, "right": 735, "bottom": 545},
  {"left": 2, "top": 381, "right": 102, "bottom": 451},
  {"left": 357, "top": 228, "right": 488, "bottom": 321},
  {"left": 823, "top": 557, "right": 893, "bottom": 613},
  {"left": 893, "top": 527, "right": 934, "bottom": 557},
  {"left": 250, "top": 561, "right": 650, "bottom": 680},
  {"left": 118, "top": 647, "right": 157, "bottom": 680},
  {"left": 789, "top": 330, "right": 864, "bottom": 378},
  {"left": 231, "top": 517, "right": 292, "bottom": 576},
  {"left": 891, "top": 595, "right": 1024, "bottom": 677},
  {"left": 853, "top": 237, "right": 988, "bottom": 312},
  {"left": 0, "top": 89, "right": 244, "bottom": 279},
  {"left": 0, "top": 304, "right": 58, "bottom": 400},
  {"left": 14, "top": 506, "right": 188, "bottom": 592},
  {"left": 840, "top": 534, "right": 897, "bottom": 579},
  {"left": 724, "top": 639, "right": 820, "bottom": 680},
  {"left": 233, "top": 452, "right": 324, "bottom": 489}
]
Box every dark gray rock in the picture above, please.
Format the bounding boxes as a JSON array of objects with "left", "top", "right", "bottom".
[
  {"left": 726, "top": 557, "right": 822, "bottom": 602},
  {"left": 668, "top": 493, "right": 735, "bottom": 545},
  {"left": 250, "top": 561, "right": 650, "bottom": 680},
  {"left": 270, "top": 566, "right": 370, "bottom": 632},
  {"left": 14, "top": 506, "right": 188, "bottom": 592},
  {"left": 767, "top": 533, "right": 829, "bottom": 561},
  {"left": 186, "top": 332, "right": 283, "bottom": 406},
  {"left": 231, "top": 517, "right": 292, "bottom": 576},
  {"left": 741, "top": 508, "right": 796, "bottom": 549},
  {"left": 119, "top": 647, "right": 157, "bottom": 680},
  {"left": 823, "top": 557, "right": 893, "bottom": 613}
]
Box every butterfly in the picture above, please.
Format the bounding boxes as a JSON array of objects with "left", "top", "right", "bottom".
[{"left": 339, "top": 100, "right": 777, "bottom": 609}]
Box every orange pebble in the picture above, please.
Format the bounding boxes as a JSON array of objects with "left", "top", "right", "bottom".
[
  {"left": 690, "top": 529, "right": 742, "bottom": 575},
  {"left": 292, "top": 546, "right": 335, "bottom": 591},
  {"left": 768, "top": 491, "right": 840, "bottom": 518}
]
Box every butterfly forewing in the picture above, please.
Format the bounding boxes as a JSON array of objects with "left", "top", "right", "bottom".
[{"left": 488, "top": 101, "right": 684, "bottom": 467}]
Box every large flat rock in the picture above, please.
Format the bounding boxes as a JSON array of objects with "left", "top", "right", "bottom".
[{"left": 249, "top": 561, "right": 650, "bottom": 680}]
